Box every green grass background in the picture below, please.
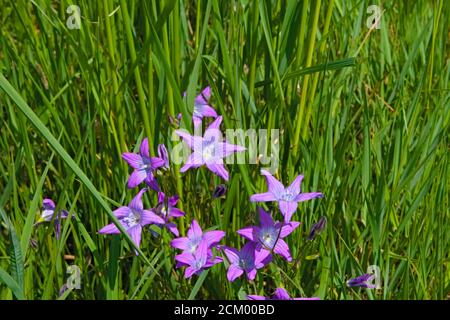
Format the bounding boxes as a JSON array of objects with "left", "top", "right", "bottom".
[{"left": 0, "top": 0, "right": 449, "bottom": 299}]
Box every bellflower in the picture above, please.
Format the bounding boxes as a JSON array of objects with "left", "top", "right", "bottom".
[
  {"left": 308, "top": 216, "right": 327, "bottom": 240},
  {"left": 171, "top": 219, "right": 225, "bottom": 254},
  {"left": 175, "top": 116, "right": 245, "bottom": 181},
  {"left": 157, "top": 144, "right": 169, "bottom": 169},
  {"left": 98, "top": 188, "right": 165, "bottom": 253},
  {"left": 237, "top": 207, "right": 300, "bottom": 261},
  {"left": 222, "top": 242, "right": 272, "bottom": 282},
  {"left": 122, "top": 138, "right": 166, "bottom": 190},
  {"left": 174, "top": 239, "right": 222, "bottom": 278},
  {"left": 37, "top": 198, "right": 70, "bottom": 240},
  {"left": 247, "top": 288, "right": 320, "bottom": 300},
  {"left": 347, "top": 273, "right": 376, "bottom": 289},
  {"left": 184, "top": 86, "right": 218, "bottom": 128},
  {"left": 213, "top": 184, "right": 227, "bottom": 198},
  {"left": 250, "top": 170, "right": 323, "bottom": 222},
  {"left": 153, "top": 192, "right": 185, "bottom": 236}
]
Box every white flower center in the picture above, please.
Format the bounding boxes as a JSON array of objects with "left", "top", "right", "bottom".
[
  {"left": 279, "top": 191, "right": 295, "bottom": 201},
  {"left": 123, "top": 211, "right": 140, "bottom": 228}
]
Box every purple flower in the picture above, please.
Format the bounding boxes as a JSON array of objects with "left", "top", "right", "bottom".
[
  {"left": 237, "top": 207, "right": 300, "bottom": 262},
  {"left": 184, "top": 86, "right": 218, "bottom": 128},
  {"left": 212, "top": 184, "right": 227, "bottom": 198},
  {"left": 174, "top": 239, "right": 222, "bottom": 278},
  {"left": 153, "top": 192, "right": 185, "bottom": 236},
  {"left": 347, "top": 273, "right": 376, "bottom": 289},
  {"left": 247, "top": 288, "right": 320, "bottom": 300},
  {"left": 175, "top": 116, "right": 245, "bottom": 181},
  {"left": 37, "top": 198, "right": 69, "bottom": 240},
  {"left": 171, "top": 219, "right": 225, "bottom": 254},
  {"left": 250, "top": 170, "right": 323, "bottom": 222},
  {"left": 98, "top": 188, "right": 165, "bottom": 254},
  {"left": 122, "top": 138, "right": 166, "bottom": 190},
  {"left": 308, "top": 216, "right": 327, "bottom": 240},
  {"left": 222, "top": 242, "right": 272, "bottom": 282},
  {"left": 157, "top": 144, "right": 169, "bottom": 169}
]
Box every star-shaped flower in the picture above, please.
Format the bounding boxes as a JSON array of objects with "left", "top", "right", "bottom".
[
  {"left": 222, "top": 242, "right": 272, "bottom": 282},
  {"left": 175, "top": 116, "right": 245, "bottom": 181},
  {"left": 237, "top": 207, "right": 300, "bottom": 261},
  {"left": 98, "top": 188, "right": 165, "bottom": 254},
  {"left": 250, "top": 170, "right": 323, "bottom": 222},
  {"left": 122, "top": 138, "right": 166, "bottom": 190}
]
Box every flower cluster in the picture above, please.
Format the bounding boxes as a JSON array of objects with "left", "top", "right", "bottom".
[{"left": 36, "top": 85, "right": 341, "bottom": 299}]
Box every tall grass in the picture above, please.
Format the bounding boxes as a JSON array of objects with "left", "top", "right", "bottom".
[{"left": 0, "top": 0, "right": 448, "bottom": 299}]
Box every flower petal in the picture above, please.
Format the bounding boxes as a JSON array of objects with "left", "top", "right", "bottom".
[
  {"left": 250, "top": 192, "right": 276, "bottom": 202},
  {"left": 273, "top": 288, "right": 290, "bottom": 300},
  {"left": 273, "top": 239, "right": 292, "bottom": 261},
  {"left": 140, "top": 138, "right": 150, "bottom": 158},
  {"left": 261, "top": 169, "right": 285, "bottom": 198},
  {"left": 197, "top": 104, "right": 217, "bottom": 118},
  {"left": 98, "top": 223, "right": 121, "bottom": 234},
  {"left": 286, "top": 174, "right": 304, "bottom": 196},
  {"left": 171, "top": 237, "right": 189, "bottom": 250},
  {"left": 175, "top": 252, "right": 195, "bottom": 265},
  {"left": 129, "top": 188, "right": 147, "bottom": 212},
  {"left": 222, "top": 246, "right": 240, "bottom": 264},
  {"left": 144, "top": 173, "right": 160, "bottom": 191},
  {"left": 203, "top": 230, "right": 225, "bottom": 247},
  {"left": 113, "top": 206, "right": 132, "bottom": 219},
  {"left": 258, "top": 207, "right": 275, "bottom": 228},
  {"left": 42, "top": 198, "right": 55, "bottom": 210},
  {"left": 184, "top": 266, "right": 197, "bottom": 279},
  {"left": 246, "top": 268, "right": 257, "bottom": 280},
  {"left": 122, "top": 153, "right": 144, "bottom": 170},
  {"left": 187, "top": 220, "right": 203, "bottom": 239},
  {"left": 227, "top": 265, "right": 244, "bottom": 282},
  {"left": 169, "top": 207, "right": 185, "bottom": 218},
  {"left": 294, "top": 192, "right": 324, "bottom": 202},
  {"left": 127, "top": 170, "right": 147, "bottom": 188},
  {"left": 141, "top": 210, "right": 165, "bottom": 226},
  {"left": 180, "top": 152, "right": 204, "bottom": 172},
  {"left": 205, "top": 162, "right": 229, "bottom": 181},
  {"left": 166, "top": 223, "right": 179, "bottom": 237},
  {"left": 205, "top": 115, "right": 223, "bottom": 132},
  {"left": 278, "top": 200, "right": 298, "bottom": 222},
  {"left": 175, "top": 129, "right": 195, "bottom": 148},
  {"left": 278, "top": 221, "right": 301, "bottom": 238},
  {"left": 236, "top": 226, "right": 257, "bottom": 241},
  {"left": 255, "top": 248, "right": 272, "bottom": 268},
  {"left": 128, "top": 225, "right": 142, "bottom": 250}
]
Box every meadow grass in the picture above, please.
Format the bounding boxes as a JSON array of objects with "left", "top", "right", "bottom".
[{"left": 0, "top": 0, "right": 449, "bottom": 300}]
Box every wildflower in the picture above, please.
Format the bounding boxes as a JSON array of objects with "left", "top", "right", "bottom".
[
  {"left": 36, "top": 198, "right": 69, "bottom": 240},
  {"left": 222, "top": 242, "right": 272, "bottom": 282},
  {"left": 175, "top": 116, "right": 245, "bottom": 181},
  {"left": 174, "top": 239, "right": 223, "bottom": 278},
  {"left": 153, "top": 192, "right": 185, "bottom": 236},
  {"left": 157, "top": 144, "right": 169, "bottom": 169},
  {"left": 308, "top": 216, "right": 327, "bottom": 240},
  {"left": 184, "top": 86, "right": 218, "bottom": 128},
  {"left": 250, "top": 170, "right": 323, "bottom": 222},
  {"left": 122, "top": 138, "right": 166, "bottom": 190},
  {"left": 347, "top": 273, "right": 376, "bottom": 289},
  {"left": 212, "top": 184, "right": 227, "bottom": 198},
  {"left": 171, "top": 219, "right": 225, "bottom": 254},
  {"left": 247, "top": 288, "right": 320, "bottom": 300},
  {"left": 237, "top": 207, "right": 299, "bottom": 261},
  {"left": 98, "top": 188, "right": 164, "bottom": 253}
]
